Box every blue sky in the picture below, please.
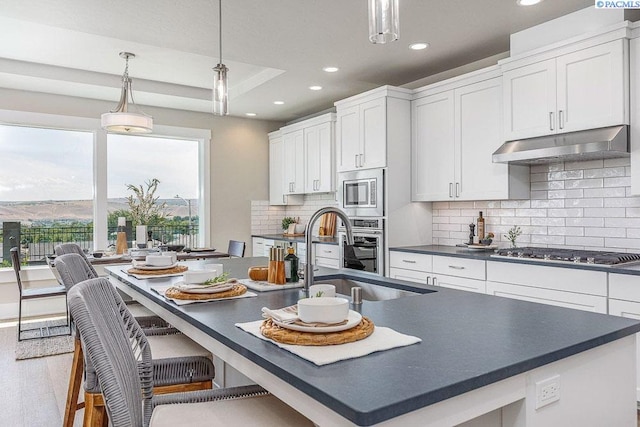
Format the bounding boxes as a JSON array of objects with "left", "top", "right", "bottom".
[{"left": 0, "top": 125, "right": 199, "bottom": 201}]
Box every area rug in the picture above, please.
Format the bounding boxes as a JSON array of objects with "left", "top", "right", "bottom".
[{"left": 15, "top": 320, "right": 73, "bottom": 360}]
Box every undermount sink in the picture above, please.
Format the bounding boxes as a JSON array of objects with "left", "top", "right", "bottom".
[{"left": 315, "top": 278, "right": 420, "bottom": 302}]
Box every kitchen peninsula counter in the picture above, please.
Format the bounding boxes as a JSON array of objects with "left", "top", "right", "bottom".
[{"left": 107, "top": 259, "right": 640, "bottom": 426}]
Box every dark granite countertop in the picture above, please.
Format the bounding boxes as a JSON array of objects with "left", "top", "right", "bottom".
[
  {"left": 106, "top": 258, "right": 640, "bottom": 426},
  {"left": 252, "top": 234, "right": 339, "bottom": 245},
  {"left": 390, "top": 244, "right": 640, "bottom": 276}
]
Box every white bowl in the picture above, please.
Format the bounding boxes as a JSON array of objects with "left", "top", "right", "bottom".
[
  {"left": 308, "top": 284, "right": 336, "bottom": 298},
  {"left": 297, "top": 297, "right": 349, "bottom": 324},
  {"left": 183, "top": 269, "right": 220, "bottom": 285},
  {"left": 145, "top": 254, "right": 174, "bottom": 267}
]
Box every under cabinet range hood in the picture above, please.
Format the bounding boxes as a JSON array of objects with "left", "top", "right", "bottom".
[{"left": 492, "top": 125, "right": 629, "bottom": 165}]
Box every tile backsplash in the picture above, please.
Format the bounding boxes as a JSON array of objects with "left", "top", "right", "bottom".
[
  {"left": 432, "top": 158, "right": 640, "bottom": 251},
  {"left": 251, "top": 193, "right": 338, "bottom": 236}
]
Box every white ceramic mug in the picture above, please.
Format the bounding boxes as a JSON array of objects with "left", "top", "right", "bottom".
[{"left": 309, "top": 284, "right": 336, "bottom": 298}]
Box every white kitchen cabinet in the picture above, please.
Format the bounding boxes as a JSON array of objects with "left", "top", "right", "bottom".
[
  {"left": 432, "top": 256, "right": 486, "bottom": 281},
  {"left": 314, "top": 243, "right": 340, "bottom": 269},
  {"left": 304, "top": 121, "right": 334, "bottom": 193},
  {"left": 252, "top": 237, "right": 265, "bottom": 257},
  {"left": 433, "top": 274, "right": 486, "bottom": 294},
  {"left": 608, "top": 295, "right": 640, "bottom": 401},
  {"left": 283, "top": 130, "right": 305, "bottom": 194},
  {"left": 389, "top": 251, "right": 433, "bottom": 273},
  {"left": 412, "top": 72, "right": 529, "bottom": 202},
  {"left": 389, "top": 267, "right": 430, "bottom": 285},
  {"left": 503, "top": 39, "right": 628, "bottom": 141},
  {"left": 336, "top": 97, "right": 386, "bottom": 172},
  {"left": 268, "top": 131, "right": 303, "bottom": 206}
]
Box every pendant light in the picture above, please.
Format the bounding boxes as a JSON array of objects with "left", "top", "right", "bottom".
[
  {"left": 101, "top": 52, "right": 153, "bottom": 134},
  {"left": 368, "top": 0, "right": 399, "bottom": 44},
  {"left": 213, "top": 0, "right": 229, "bottom": 115}
]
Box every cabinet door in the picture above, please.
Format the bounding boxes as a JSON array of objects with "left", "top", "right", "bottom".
[
  {"left": 269, "top": 136, "right": 286, "bottom": 205},
  {"left": 389, "top": 267, "right": 430, "bottom": 285},
  {"left": 336, "top": 104, "right": 360, "bottom": 172},
  {"left": 306, "top": 121, "right": 334, "bottom": 193},
  {"left": 608, "top": 298, "right": 640, "bottom": 401},
  {"left": 360, "top": 97, "right": 387, "bottom": 169},
  {"left": 252, "top": 237, "right": 265, "bottom": 257},
  {"left": 411, "top": 91, "right": 455, "bottom": 201},
  {"left": 433, "top": 274, "right": 486, "bottom": 294},
  {"left": 503, "top": 59, "right": 557, "bottom": 140},
  {"left": 283, "top": 130, "right": 304, "bottom": 194},
  {"left": 556, "top": 39, "right": 628, "bottom": 133},
  {"left": 455, "top": 78, "right": 510, "bottom": 200}
]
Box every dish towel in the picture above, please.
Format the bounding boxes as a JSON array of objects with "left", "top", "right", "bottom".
[
  {"left": 236, "top": 319, "right": 421, "bottom": 366},
  {"left": 150, "top": 285, "right": 257, "bottom": 306}
]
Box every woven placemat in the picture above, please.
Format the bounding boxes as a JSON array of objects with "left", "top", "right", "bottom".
[
  {"left": 165, "top": 284, "right": 247, "bottom": 300},
  {"left": 127, "top": 265, "right": 188, "bottom": 275},
  {"left": 260, "top": 316, "right": 374, "bottom": 346}
]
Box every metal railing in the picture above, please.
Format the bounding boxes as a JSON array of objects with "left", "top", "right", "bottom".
[{"left": 1, "top": 223, "right": 199, "bottom": 264}]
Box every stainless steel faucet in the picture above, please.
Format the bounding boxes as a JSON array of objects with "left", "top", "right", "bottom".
[{"left": 304, "top": 207, "right": 354, "bottom": 296}]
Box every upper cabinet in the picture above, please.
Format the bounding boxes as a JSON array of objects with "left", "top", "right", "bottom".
[
  {"left": 269, "top": 113, "right": 335, "bottom": 205},
  {"left": 304, "top": 120, "right": 335, "bottom": 193},
  {"left": 502, "top": 39, "right": 629, "bottom": 141},
  {"left": 412, "top": 69, "right": 529, "bottom": 202},
  {"left": 335, "top": 87, "right": 412, "bottom": 173},
  {"left": 269, "top": 131, "right": 303, "bottom": 206}
]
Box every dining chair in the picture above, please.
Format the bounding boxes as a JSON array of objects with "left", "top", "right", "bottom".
[
  {"left": 227, "top": 240, "right": 246, "bottom": 258},
  {"left": 54, "top": 242, "right": 99, "bottom": 277},
  {"left": 55, "top": 253, "right": 215, "bottom": 427},
  {"left": 10, "top": 247, "right": 69, "bottom": 342},
  {"left": 68, "top": 277, "right": 312, "bottom": 427}
]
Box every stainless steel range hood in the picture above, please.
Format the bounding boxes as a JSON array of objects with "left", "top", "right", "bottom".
[{"left": 492, "top": 125, "right": 629, "bottom": 165}]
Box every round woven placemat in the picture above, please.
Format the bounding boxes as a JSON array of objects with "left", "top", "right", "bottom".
[
  {"left": 127, "top": 265, "right": 188, "bottom": 275},
  {"left": 260, "top": 316, "right": 374, "bottom": 346},
  {"left": 165, "top": 284, "right": 247, "bottom": 300}
]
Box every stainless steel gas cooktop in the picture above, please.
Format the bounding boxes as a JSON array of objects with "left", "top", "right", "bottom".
[{"left": 491, "top": 247, "right": 640, "bottom": 266}]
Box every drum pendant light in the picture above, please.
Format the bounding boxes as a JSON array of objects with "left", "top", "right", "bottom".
[
  {"left": 213, "top": 0, "right": 229, "bottom": 115},
  {"left": 368, "top": 0, "right": 399, "bottom": 44},
  {"left": 101, "top": 52, "right": 153, "bottom": 134}
]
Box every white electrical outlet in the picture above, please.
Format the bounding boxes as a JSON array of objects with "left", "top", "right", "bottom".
[{"left": 535, "top": 375, "right": 561, "bottom": 409}]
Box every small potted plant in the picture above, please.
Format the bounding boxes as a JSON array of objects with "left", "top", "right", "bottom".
[
  {"left": 480, "top": 232, "right": 494, "bottom": 246},
  {"left": 282, "top": 217, "right": 297, "bottom": 234},
  {"left": 504, "top": 226, "right": 522, "bottom": 248}
]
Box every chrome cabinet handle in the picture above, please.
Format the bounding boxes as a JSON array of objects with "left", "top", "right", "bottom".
[
  {"left": 359, "top": 154, "right": 364, "bottom": 168},
  {"left": 559, "top": 110, "right": 564, "bottom": 129},
  {"left": 549, "top": 112, "right": 554, "bottom": 131},
  {"left": 402, "top": 259, "right": 416, "bottom": 264},
  {"left": 433, "top": 277, "right": 438, "bottom": 286},
  {"left": 426, "top": 276, "right": 431, "bottom": 285},
  {"left": 355, "top": 154, "right": 359, "bottom": 168},
  {"left": 448, "top": 265, "right": 465, "bottom": 270},
  {"left": 449, "top": 183, "right": 453, "bottom": 198},
  {"left": 455, "top": 182, "right": 460, "bottom": 197},
  {"left": 282, "top": 195, "right": 286, "bottom": 204}
]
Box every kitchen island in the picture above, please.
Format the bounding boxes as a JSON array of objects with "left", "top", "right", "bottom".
[{"left": 107, "top": 258, "right": 640, "bottom": 426}]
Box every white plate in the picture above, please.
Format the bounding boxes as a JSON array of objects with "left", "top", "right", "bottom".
[
  {"left": 173, "top": 281, "right": 235, "bottom": 294},
  {"left": 272, "top": 310, "right": 362, "bottom": 333},
  {"left": 466, "top": 245, "right": 497, "bottom": 251},
  {"left": 92, "top": 254, "right": 123, "bottom": 261},
  {"left": 134, "top": 262, "right": 179, "bottom": 271}
]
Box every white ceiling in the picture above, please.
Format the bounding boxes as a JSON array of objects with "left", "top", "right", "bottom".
[{"left": 0, "top": 0, "right": 594, "bottom": 123}]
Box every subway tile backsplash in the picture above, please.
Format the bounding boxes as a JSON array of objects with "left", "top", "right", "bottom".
[
  {"left": 251, "top": 193, "right": 338, "bottom": 236},
  {"left": 433, "top": 158, "right": 640, "bottom": 252}
]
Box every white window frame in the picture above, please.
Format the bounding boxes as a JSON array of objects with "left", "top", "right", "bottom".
[{"left": 0, "top": 109, "right": 211, "bottom": 250}]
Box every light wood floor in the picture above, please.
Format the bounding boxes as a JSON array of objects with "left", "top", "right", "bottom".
[{"left": 0, "top": 320, "right": 639, "bottom": 427}]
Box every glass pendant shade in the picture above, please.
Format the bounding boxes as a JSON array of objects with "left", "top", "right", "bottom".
[
  {"left": 368, "top": 0, "right": 399, "bottom": 44},
  {"left": 101, "top": 52, "right": 153, "bottom": 134},
  {"left": 212, "top": 63, "right": 229, "bottom": 116}
]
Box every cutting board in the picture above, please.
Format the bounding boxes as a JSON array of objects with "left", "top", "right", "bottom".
[{"left": 319, "top": 213, "right": 337, "bottom": 236}]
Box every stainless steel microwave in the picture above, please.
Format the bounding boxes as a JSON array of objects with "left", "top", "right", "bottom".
[{"left": 338, "top": 169, "right": 384, "bottom": 218}]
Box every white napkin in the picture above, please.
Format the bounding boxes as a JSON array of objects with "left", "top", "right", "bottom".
[
  {"left": 261, "top": 305, "right": 298, "bottom": 322},
  {"left": 235, "top": 319, "right": 421, "bottom": 366}
]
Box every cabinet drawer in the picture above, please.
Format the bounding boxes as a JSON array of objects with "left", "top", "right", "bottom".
[
  {"left": 486, "top": 281, "right": 607, "bottom": 314},
  {"left": 433, "top": 274, "right": 486, "bottom": 294},
  {"left": 610, "top": 274, "right": 640, "bottom": 303},
  {"left": 389, "top": 268, "right": 429, "bottom": 285},
  {"left": 315, "top": 244, "right": 339, "bottom": 260},
  {"left": 389, "top": 251, "right": 432, "bottom": 272},
  {"left": 315, "top": 257, "right": 340, "bottom": 269},
  {"left": 487, "top": 261, "right": 606, "bottom": 296},
  {"left": 432, "top": 256, "right": 485, "bottom": 280}
]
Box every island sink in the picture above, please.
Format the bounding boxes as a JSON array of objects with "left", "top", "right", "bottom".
[{"left": 316, "top": 277, "right": 424, "bottom": 301}]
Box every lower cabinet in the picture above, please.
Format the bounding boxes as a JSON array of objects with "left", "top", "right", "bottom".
[
  {"left": 434, "top": 274, "right": 486, "bottom": 293},
  {"left": 315, "top": 243, "right": 340, "bottom": 269},
  {"left": 389, "top": 267, "right": 430, "bottom": 285},
  {"left": 252, "top": 237, "right": 265, "bottom": 257}
]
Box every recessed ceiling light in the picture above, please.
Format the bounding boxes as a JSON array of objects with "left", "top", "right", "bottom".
[
  {"left": 409, "top": 42, "right": 429, "bottom": 50},
  {"left": 322, "top": 66, "right": 339, "bottom": 73},
  {"left": 245, "top": 113, "right": 257, "bottom": 117},
  {"left": 273, "top": 101, "right": 284, "bottom": 105},
  {"left": 517, "top": 0, "right": 542, "bottom": 5},
  {"left": 309, "top": 86, "right": 323, "bottom": 91}
]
